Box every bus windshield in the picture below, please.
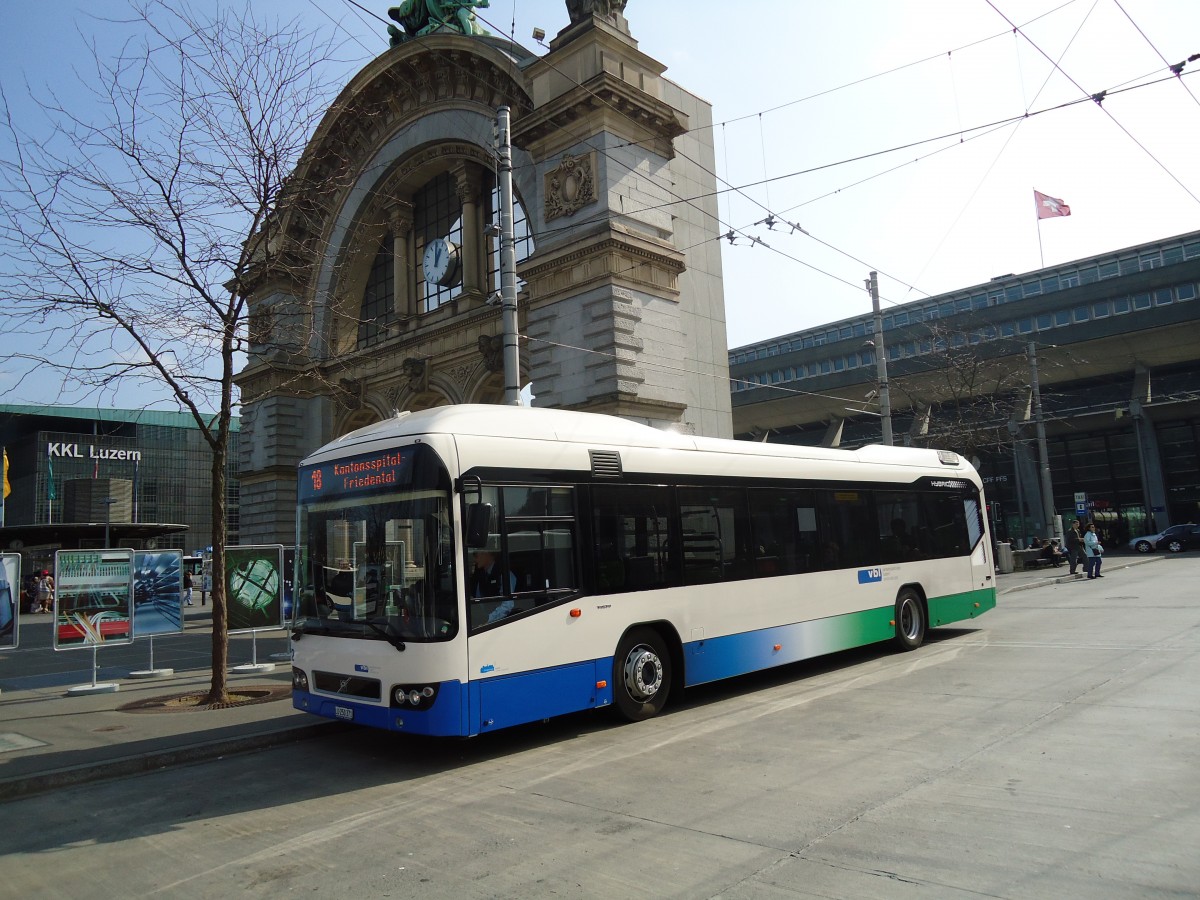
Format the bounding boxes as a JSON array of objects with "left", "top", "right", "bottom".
[{"left": 295, "top": 445, "right": 457, "bottom": 643}]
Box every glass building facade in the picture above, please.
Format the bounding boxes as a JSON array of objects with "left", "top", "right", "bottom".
[
  {"left": 729, "top": 229, "right": 1200, "bottom": 547},
  {"left": 0, "top": 405, "right": 239, "bottom": 564}
]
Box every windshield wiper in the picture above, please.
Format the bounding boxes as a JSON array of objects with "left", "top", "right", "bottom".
[{"left": 362, "top": 619, "right": 406, "bottom": 652}]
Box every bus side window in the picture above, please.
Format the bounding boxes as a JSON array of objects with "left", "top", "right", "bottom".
[{"left": 591, "top": 485, "right": 675, "bottom": 594}]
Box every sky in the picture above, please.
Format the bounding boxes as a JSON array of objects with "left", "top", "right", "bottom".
[{"left": 2, "top": 0, "right": 1198, "bottom": 409}]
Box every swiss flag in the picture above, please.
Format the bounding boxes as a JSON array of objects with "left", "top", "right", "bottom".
[{"left": 1034, "top": 190, "right": 1071, "bottom": 219}]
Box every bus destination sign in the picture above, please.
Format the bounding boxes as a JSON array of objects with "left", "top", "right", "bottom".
[{"left": 299, "top": 449, "right": 413, "bottom": 502}]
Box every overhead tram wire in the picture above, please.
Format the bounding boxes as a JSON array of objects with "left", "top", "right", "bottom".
[
  {"left": 377, "top": 5, "right": 1192, "bottom": 304},
  {"left": 316, "top": 0, "right": 388, "bottom": 58},
  {"left": 902, "top": 0, "right": 1102, "bottom": 301},
  {"left": 469, "top": 7, "right": 940, "bottom": 299},
  {"left": 520, "top": 333, "right": 870, "bottom": 409},
  {"left": 525, "top": 69, "right": 1180, "bottom": 262},
  {"left": 986, "top": 0, "right": 1200, "bottom": 208},
  {"left": 604, "top": 0, "right": 1086, "bottom": 152},
  {"left": 1112, "top": 0, "right": 1200, "bottom": 112},
  {"left": 319, "top": 7, "right": 1194, "bottom": 345}
]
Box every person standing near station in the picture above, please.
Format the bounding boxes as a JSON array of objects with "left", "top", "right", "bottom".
[
  {"left": 1065, "top": 520, "right": 1084, "bottom": 576},
  {"left": 1083, "top": 522, "right": 1104, "bottom": 579}
]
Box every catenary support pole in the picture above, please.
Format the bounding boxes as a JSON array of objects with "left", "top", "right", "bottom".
[
  {"left": 497, "top": 106, "right": 521, "bottom": 406},
  {"left": 867, "top": 271, "right": 893, "bottom": 445},
  {"left": 1028, "top": 342, "right": 1057, "bottom": 539}
]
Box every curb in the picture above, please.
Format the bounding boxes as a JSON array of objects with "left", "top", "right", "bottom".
[
  {"left": 0, "top": 720, "right": 346, "bottom": 804},
  {"left": 999, "top": 554, "right": 1163, "bottom": 595}
]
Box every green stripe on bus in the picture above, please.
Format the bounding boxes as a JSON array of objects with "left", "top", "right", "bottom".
[{"left": 927, "top": 587, "right": 996, "bottom": 627}]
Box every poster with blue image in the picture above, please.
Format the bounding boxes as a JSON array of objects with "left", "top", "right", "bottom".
[{"left": 133, "top": 550, "right": 184, "bottom": 637}]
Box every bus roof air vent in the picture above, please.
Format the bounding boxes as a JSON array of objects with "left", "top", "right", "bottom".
[{"left": 589, "top": 449, "right": 623, "bottom": 479}]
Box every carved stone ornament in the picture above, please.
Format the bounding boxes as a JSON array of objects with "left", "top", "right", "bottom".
[
  {"left": 338, "top": 378, "right": 365, "bottom": 410},
  {"left": 447, "top": 361, "right": 476, "bottom": 389},
  {"left": 401, "top": 357, "right": 428, "bottom": 392},
  {"left": 544, "top": 152, "right": 597, "bottom": 223},
  {"left": 477, "top": 334, "right": 504, "bottom": 372},
  {"left": 566, "top": 0, "right": 629, "bottom": 25}
]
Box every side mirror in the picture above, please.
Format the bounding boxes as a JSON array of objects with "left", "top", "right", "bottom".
[{"left": 466, "top": 502, "right": 493, "bottom": 549}]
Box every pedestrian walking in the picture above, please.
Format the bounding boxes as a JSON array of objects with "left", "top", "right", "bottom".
[
  {"left": 1065, "top": 520, "right": 1084, "bottom": 576},
  {"left": 183, "top": 570, "right": 194, "bottom": 606},
  {"left": 35, "top": 570, "right": 54, "bottom": 613},
  {"left": 1083, "top": 522, "right": 1104, "bottom": 579}
]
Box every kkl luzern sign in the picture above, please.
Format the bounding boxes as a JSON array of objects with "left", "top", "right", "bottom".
[{"left": 47, "top": 443, "right": 142, "bottom": 462}]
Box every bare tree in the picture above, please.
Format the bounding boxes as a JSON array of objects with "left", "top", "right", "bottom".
[
  {"left": 888, "top": 325, "right": 1032, "bottom": 461},
  {"left": 0, "top": 1, "right": 342, "bottom": 702}
]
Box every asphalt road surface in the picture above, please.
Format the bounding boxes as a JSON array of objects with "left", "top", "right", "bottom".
[{"left": 3, "top": 557, "right": 1198, "bottom": 898}]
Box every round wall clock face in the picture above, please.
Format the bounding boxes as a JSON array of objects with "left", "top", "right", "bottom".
[{"left": 422, "top": 237, "right": 460, "bottom": 287}]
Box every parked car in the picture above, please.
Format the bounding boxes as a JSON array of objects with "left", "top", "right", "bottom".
[{"left": 1128, "top": 523, "right": 1200, "bottom": 553}]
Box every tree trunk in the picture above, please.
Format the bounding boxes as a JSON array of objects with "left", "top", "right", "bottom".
[
  {"left": 206, "top": 328, "right": 237, "bottom": 705},
  {"left": 206, "top": 424, "right": 230, "bottom": 705}
]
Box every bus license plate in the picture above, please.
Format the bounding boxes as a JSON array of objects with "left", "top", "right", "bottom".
[{"left": 334, "top": 706, "right": 354, "bottom": 721}]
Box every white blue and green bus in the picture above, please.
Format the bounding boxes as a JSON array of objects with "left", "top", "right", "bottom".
[{"left": 290, "top": 405, "right": 995, "bottom": 736}]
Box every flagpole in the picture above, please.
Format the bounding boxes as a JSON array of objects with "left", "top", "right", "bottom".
[
  {"left": 1034, "top": 188, "right": 1045, "bottom": 268},
  {"left": 48, "top": 455, "right": 55, "bottom": 525}
]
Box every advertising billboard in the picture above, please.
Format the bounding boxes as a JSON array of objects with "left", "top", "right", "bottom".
[
  {"left": 0, "top": 553, "right": 20, "bottom": 650},
  {"left": 226, "top": 545, "right": 284, "bottom": 634},
  {"left": 54, "top": 549, "right": 134, "bottom": 649},
  {"left": 133, "top": 550, "right": 184, "bottom": 637}
]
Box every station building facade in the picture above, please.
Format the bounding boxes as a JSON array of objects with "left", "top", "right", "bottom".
[
  {"left": 0, "top": 405, "right": 240, "bottom": 572},
  {"left": 728, "top": 230, "right": 1200, "bottom": 546},
  {"left": 236, "top": 6, "right": 732, "bottom": 546}
]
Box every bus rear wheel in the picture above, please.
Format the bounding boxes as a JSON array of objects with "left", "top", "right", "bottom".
[
  {"left": 613, "top": 628, "right": 671, "bottom": 722},
  {"left": 893, "top": 590, "right": 926, "bottom": 651}
]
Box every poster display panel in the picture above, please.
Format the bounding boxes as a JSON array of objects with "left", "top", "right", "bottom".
[
  {"left": 0, "top": 553, "right": 20, "bottom": 650},
  {"left": 54, "top": 549, "right": 134, "bottom": 649},
  {"left": 133, "top": 550, "right": 184, "bottom": 637},
  {"left": 226, "top": 544, "right": 284, "bottom": 633}
]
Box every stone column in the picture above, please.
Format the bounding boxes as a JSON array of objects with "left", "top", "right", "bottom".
[
  {"left": 454, "top": 163, "right": 486, "bottom": 298},
  {"left": 389, "top": 202, "right": 415, "bottom": 321},
  {"left": 1130, "top": 365, "right": 1170, "bottom": 530}
]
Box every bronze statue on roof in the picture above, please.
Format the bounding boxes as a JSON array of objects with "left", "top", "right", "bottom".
[{"left": 388, "top": 1, "right": 491, "bottom": 46}]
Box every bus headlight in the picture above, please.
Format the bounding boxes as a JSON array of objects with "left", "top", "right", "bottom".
[
  {"left": 292, "top": 668, "right": 309, "bottom": 691},
  {"left": 390, "top": 683, "right": 439, "bottom": 710}
]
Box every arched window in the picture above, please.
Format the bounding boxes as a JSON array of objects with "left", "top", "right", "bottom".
[
  {"left": 414, "top": 172, "right": 465, "bottom": 314},
  {"left": 355, "top": 165, "right": 535, "bottom": 350},
  {"left": 358, "top": 235, "right": 395, "bottom": 348}
]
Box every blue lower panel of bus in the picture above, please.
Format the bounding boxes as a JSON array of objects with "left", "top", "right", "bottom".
[
  {"left": 294, "top": 660, "right": 612, "bottom": 736},
  {"left": 683, "top": 606, "right": 897, "bottom": 687},
  {"left": 473, "top": 660, "right": 612, "bottom": 733},
  {"left": 293, "top": 682, "right": 467, "bottom": 736}
]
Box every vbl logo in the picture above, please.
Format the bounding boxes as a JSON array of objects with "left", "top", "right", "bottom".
[{"left": 857, "top": 568, "right": 883, "bottom": 584}]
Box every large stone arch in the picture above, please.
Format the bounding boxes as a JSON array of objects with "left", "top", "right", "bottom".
[{"left": 236, "top": 16, "right": 733, "bottom": 545}]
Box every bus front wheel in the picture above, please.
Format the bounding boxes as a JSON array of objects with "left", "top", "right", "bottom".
[
  {"left": 893, "top": 590, "right": 926, "bottom": 651},
  {"left": 613, "top": 628, "right": 671, "bottom": 722}
]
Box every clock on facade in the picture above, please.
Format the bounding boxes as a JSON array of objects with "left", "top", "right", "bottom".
[{"left": 422, "top": 237, "right": 460, "bottom": 287}]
